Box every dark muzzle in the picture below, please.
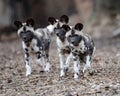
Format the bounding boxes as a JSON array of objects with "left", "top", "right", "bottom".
[
  {"left": 67, "top": 34, "right": 82, "bottom": 46},
  {"left": 20, "top": 31, "right": 34, "bottom": 43},
  {"left": 54, "top": 28, "right": 66, "bottom": 41}
]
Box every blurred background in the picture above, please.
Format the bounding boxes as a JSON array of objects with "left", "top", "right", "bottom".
[{"left": 0, "top": 0, "right": 120, "bottom": 41}]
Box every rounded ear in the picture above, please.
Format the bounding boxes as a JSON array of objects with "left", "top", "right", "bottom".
[
  {"left": 74, "top": 23, "right": 83, "bottom": 31},
  {"left": 14, "top": 21, "right": 22, "bottom": 29},
  {"left": 26, "top": 18, "right": 34, "bottom": 27},
  {"left": 48, "top": 17, "right": 56, "bottom": 25},
  {"left": 60, "top": 15, "right": 69, "bottom": 23},
  {"left": 62, "top": 24, "right": 71, "bottom": 32}
]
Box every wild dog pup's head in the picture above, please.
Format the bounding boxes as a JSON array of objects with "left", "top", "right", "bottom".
[
  {"left": 67, "top": 23, "right": 86, "bottom": 52},
  {"left": 14, "top": 18, "right": 35, "bottom": 43},
  {"left": 54, "top": 24, "right": 71, "bottom": 42},
  {"left": 48, "top": 15, "right": 69, "bottom": 33}
]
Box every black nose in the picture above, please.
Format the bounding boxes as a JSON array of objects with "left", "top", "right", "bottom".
[
  {"left": 23, "top": 36, "right": 27, "bottom": 40},
  {"left": 71, "top": 40, "right": 79, "bottom": 46},
  {"left": 71, "top": 41, "right": 74, "bottom": 44},
  {"left": 56, "top": 33, "right": 59, "bottom": 36}
]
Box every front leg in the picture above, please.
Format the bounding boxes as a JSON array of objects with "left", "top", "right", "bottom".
[
  {"left": 24, "top": 48, "right": 31, "bottom": 76},
  {"left": 59, "top": 52, "right": 65, "bottom": 77},
  {"left": 64, "top": 53, "right": 73, "bottom": 72},
  {"left": 43, "top": 52, "right": 50, "bottom": 72},
  {"left": 73, "top": 55, "right": 80, "bottom": 79},
  {"left": 83, "top": 55, "right": 94, "bottom": 75}
]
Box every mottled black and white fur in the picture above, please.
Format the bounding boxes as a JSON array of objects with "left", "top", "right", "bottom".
[
  {"left": 14, "top": 18, "right": 52, "bottom": 76},
  {"left": 67, "top": 23, "right": 95, "bottom": 79},
  {"left": 48, "top": 15, "right": 73, "bottom": 77}
]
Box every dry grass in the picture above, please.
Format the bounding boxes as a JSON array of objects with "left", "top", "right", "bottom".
[{"left": 0, "top": 33, "right": 120, "bottom": 96}]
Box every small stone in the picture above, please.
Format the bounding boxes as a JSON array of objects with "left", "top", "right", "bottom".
[
  {"left": 7, "top": 78, "right": 12, "bottom": 83},
  {"left": 105, "top": 85, "right": 110, "bottom": 90}
]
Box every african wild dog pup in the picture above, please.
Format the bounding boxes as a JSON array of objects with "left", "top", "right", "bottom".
[
  {"left": 48, "top": 15, "right": 73, "bottom": 77},
  {"left": 14, "top": 18, "right": 51, "bottom": 76},
  {"left": 67, "top": 23, "right": 95, "bottom": 79}
]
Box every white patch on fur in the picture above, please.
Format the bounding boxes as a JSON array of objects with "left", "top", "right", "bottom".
[
  {"left": 73, "top": 59, "right": 80, "bottom": 79},
  {"left": 22, "top": 41, "right": 27, "bottom": 50},
  {"left": 74, "top": 29, "right": 83, "bottom": 36},
  {"left": 47, "top": 25, "right": 54, "bottom": 34},
  {"left": 30, "top": 39, "right": 39, "bottom": 52},
  {"left": 66, "top": 30, "right": 70, "bottom": 37},
  {"left": 43, "top": 28, "right": 50, "bottom": 39},
  {"left": 59, "top": 53, "right": 65, "bottom": 69},
  {"left": 60, "top": 69, "right": 65, "bottom": 77},
  {"left": 34, "top": 29, "right": 43, "bottom": 37},
  {"left": 83, "top": 55, "right": 91, "bottom": 73},
  {"left": 93, "top": 46, "right": 96, "bottom": 54},
  {"left": 26, "top": 62, "right": 31, "bottom": 76},
  {"left": 35, "top": 28, "right": 50, "bottom": 39},
  {"left": 79, "top": 40, "right": 86, "bottom": 53},
  {"left": 36, "top": 58, "right": 42, "bottom": 65}
]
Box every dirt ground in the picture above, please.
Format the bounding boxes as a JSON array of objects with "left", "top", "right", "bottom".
[{"left": 0, "top": 25, "right": 120, "bottom": 96}]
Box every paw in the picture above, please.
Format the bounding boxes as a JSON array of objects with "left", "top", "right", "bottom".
[
  {"left": 60, "top": 70, "right": 65, "bottom": 77},
  {"left": 82, "top": 69, "right": 85, "bottom": 74},
  {"left": 26, "top": 70, "right": 31, "bottom": 76},
  {"left": 74, "top": 73, "right": 79, "bottom": 79},
  {"left": 83, "top": 67, "right": 87, "bottom": 73},
  {"left": 64, "top": 67, "right": 69, "bottom": 72},
  {"left": 44, "top": 62, "right": 50, "bottom": 72},
  {"left": 89, "top": 69, "right": 94, "bottom": 76},
  {"left": 36, "top": 59, "right": 42, "bottom": 65},
  {"left": 26, "top": 65, "right": 31, "bottom": 76}
]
